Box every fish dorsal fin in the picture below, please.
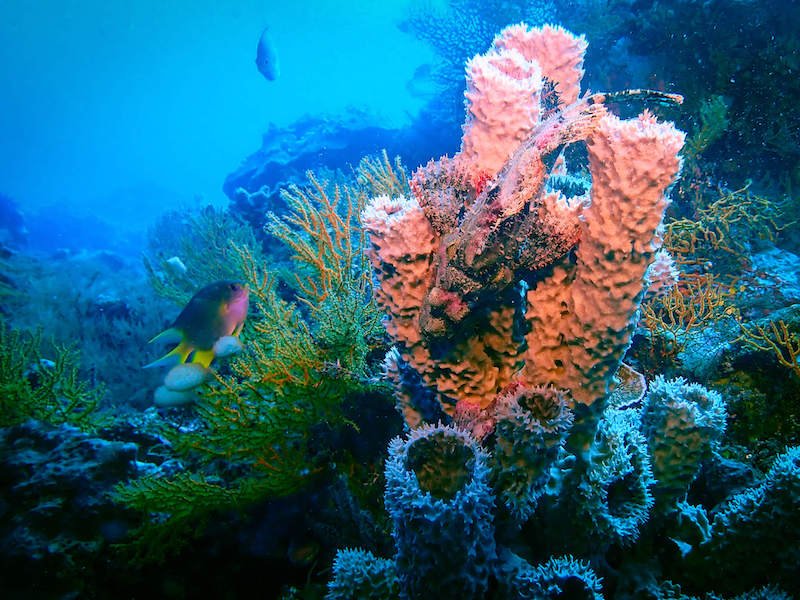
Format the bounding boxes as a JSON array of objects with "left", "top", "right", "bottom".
[{"left": 148, "top": 327, "right": 183, "bottom": 345}]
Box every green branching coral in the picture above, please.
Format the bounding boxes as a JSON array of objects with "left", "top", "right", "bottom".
[
  {"left": 0, "top": 322, "right": 106, "bottom": 431},
  {"left": 268, "top": 152, "right": 408, "bottom": 314},
  {"left": 683, "top": 95, "right": 730, "bottom": 164},
  {"left": 116, "top": 165, "right": 398, "bottom": 563},
  {"left": 111, "top": 473, "right": 248, "bottom": 564},
  {"left": 267, "top": 173, "right": 367, "bottom": 302},
  {"left": 144, "top": 206, "right": 267, "bottom": 306},
  {"left": 263, "top": 166, "right": 389, "bottom": 376},
  {"left": 174, "top": 248, "right": 384, "bottom": 497},
  {"left": 356, "top": 150, "right": 412, "bottom": 200}
]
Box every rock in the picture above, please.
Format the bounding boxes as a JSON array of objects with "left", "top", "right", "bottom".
[{"left": 0, "top": 419, "right": 139, "bottom": 595}]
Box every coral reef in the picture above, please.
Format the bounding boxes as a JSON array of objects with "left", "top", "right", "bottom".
[
  {"left": 0, "top": 192, "right": 27, "bottom": 249},
  {"left": 329, "top": 21, "right": 798, "bottom": 600},
  {"left": 1, "top": 247, "right": 172, "bottom": 409},
  {"left": 616, "top": 0, "right": 800, "bottom": 189},
  {"left": 3, "top": 8, "right": 799, "bottom": 598},
  {"left": 224, "top": 112, "right": 448, "bottom": 238}
]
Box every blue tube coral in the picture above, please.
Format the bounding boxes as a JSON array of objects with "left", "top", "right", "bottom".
[
  {"left": 491, "top": 384, "right": 573, "bottom": 520},
  {"left": 327, "top": 548, "right": 399, "bottom": 599},
  {"left": 641, "top": 376, "right": 726, "bottom": 510},
  {"left": 384, "top": 423, "right": 496, "bottom": 600},
  {"left": 578, "top": 408, "right": 655, "bottom": 545}
]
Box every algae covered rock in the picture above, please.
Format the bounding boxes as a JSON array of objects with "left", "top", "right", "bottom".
[{"left": 0, "top": 419, "right": 138, "bottom": 595}]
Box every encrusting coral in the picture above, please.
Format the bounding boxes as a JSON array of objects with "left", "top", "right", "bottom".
[{"left": 107, "top": 19, "right": 795, "bottom": 600}]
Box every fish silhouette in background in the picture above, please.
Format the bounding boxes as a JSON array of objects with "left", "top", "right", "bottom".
[
  {"left": 255, "top": 26, "right": 280, "bottom": 81},
  {"left": 405, "top": 63, "right": 439, "bottom": 101}
]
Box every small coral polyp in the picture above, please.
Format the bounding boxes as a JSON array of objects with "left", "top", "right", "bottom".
[{"left": 363, "top": 22, "right": 684, "bottom": 418}]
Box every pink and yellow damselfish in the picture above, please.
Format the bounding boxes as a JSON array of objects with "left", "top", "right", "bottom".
[{"left": 144, "top": 280, "right": 249, "bottom": 369}]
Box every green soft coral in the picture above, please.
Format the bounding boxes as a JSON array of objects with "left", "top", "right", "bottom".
[
  {"left": 115, "top": 157, "right": 403, "bottom": 562},
  {"left": 111, "top": 473, "right": 251, "bottom": 564},
  {"left": 143, "top": 205, "right": 267, "bottom": 306},
  {"left": 0, "top": 322, "right": 106, "bottom": 431},
  {"left": 176, "top": 254, "right": 382, "bottom": 497}
]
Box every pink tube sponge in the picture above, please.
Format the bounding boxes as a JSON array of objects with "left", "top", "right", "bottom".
[
  {"left": 524, "top": 112, "right": 685, "bottom": 406},
  {"left": 459, "top": 24, "right": 589, "bottom": 187},
  {"left": 582, "top": 111, "right": 685, "bottom": 256},
  {"left": 494, "top": 24, "right": 587, "bottom": 105},
  {"left": 363, "top": 22, "right": 685, "bottom": 420},
  {"left": 361, "top": 195, "right": 438, "bottom": 346},
  {"left": 460, "top": 47, "right": 544, "bottom": 184}
]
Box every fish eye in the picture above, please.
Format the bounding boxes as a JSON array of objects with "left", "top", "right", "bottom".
[{"left": 229, "top": 283, "right": 239, "bottom": 291}]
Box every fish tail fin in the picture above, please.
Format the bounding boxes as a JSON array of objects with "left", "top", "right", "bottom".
[
  {"left": 191, "top": 348, "right": 216, "bottom": 369},
  {"left": 143, "top": 341, "right": 192, "bottom": 369}
]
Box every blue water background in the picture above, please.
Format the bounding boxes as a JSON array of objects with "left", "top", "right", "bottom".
[{"left": 0, "top": 0, "right": 432, "bottom": 250}]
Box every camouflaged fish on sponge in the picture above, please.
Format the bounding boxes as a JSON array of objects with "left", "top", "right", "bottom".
[{"left": 145, "top": 281, "right": 249, "bottom": 407}]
